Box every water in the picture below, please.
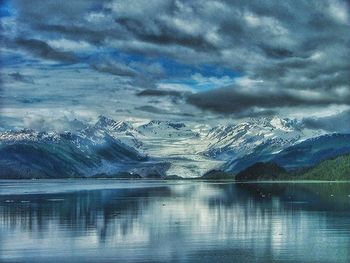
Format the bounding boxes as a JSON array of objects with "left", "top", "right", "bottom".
[{"left": 0, "top": 180, "right": 350, "bottom": 263}]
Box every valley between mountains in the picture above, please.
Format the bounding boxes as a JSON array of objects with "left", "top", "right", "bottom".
[{"left": 1, "top": 115, "right": 349, "bottom": 180}]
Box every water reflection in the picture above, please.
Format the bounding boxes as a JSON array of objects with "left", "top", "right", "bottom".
[{"left": 0, "top": 181, "right": 350, "bottom": 263}]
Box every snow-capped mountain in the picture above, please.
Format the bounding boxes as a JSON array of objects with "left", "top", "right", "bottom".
[
  {"left": 95, "top": 115, "right": 136, "bottom": 133},
  {"left": 94, "top": 115, "right": 144, "bottom": 149},
  {"left": 0, "top": 115, "right": 331, "bottom": 178},
  {"left": 92, "top": 118, "right": 219, "bottom": 177},
  {"left": 203, "top": 117, "right": 309, "bottom": 161},
  {"left": 137, "top": 120, "right": 199, "bottom": 138},
  {"left": 0, "top": 128, "right": 168, "bottom": 179}
]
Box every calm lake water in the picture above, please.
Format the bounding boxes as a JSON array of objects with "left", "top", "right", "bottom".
[{"left": 0, "top": 180, "right": 350, "bottom": 263}]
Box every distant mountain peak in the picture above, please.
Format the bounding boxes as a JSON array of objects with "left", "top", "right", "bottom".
[
  {"left": 142, "top": 120, "right": 186, "bottom": 129},
  {"left": 137, "top": 120, "right": 196, "bottom": 137},
  {"left": 93, "top": 115, "right": 143, "bottom": 149},
  {"left": 246, "top": 116, "right": 300, "bottom": 131},
  {"left": 95, "top": 115, "right": 134, "bottom": 133}
]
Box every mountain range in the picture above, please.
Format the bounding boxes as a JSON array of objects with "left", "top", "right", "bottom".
[
  {"left": 0, "top": 125, "right": 168, "bottom": 179},
  {"left": 0, "top": 115, "right": 349, "bottom": 179}
]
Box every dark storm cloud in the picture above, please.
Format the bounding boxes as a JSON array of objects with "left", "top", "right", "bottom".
[
  {"left": 136, "top": 89, "right": 185, "bottom": 98},
  {"left": 8, "top": 72, "right": 34, "bottom": 84},
  {"left": 4, "top": 0, "right": 350, "bottom": 116},
  {"left": 187, "top": 85, "right": 350, "bottom": 114},
  {"left": 259, "top": 45, "right": 295, "bottom": 59},
  {"left": 232, "top": 109, "right": 278, "bottom": 118},
  {"left": 302, "top": 110, "right": 350, "bottom": 133},
  {"left": 91, "top": 60, "right": 137, "bottom": 77},
  {"left": 135, "top": 105, "right": 171, "bottom": 115},
  {"left": 114, "top": 17, "right": 216, "bottom": 51},
  {"left": 11, "top": 0, "right": 110, "bottom": 23},
  {"left": 135, "top": 105, "right": 196, "bottom": 117},
  {"left": 14, "top": 38, "right": 78, "bottom": 63},
  {"left": 35, "top": 24, "right": 111, "bottom": 45}
]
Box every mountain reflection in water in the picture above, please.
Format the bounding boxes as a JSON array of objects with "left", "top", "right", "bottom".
[{"left": 0, "top": 180, "right": 350, "bottom": 263}]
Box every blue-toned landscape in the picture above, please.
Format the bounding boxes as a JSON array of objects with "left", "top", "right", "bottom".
[{"left": 1, "top": 0, "right": 350, "bottom": 262}]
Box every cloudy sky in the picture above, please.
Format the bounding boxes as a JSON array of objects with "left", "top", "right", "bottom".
[{"left": 1, "top": 0, "right": 349, "bottom": 132}]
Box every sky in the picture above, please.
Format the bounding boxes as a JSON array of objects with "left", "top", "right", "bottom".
[{"left": 0, "top": 0, "right": 350, "bottom": 132}]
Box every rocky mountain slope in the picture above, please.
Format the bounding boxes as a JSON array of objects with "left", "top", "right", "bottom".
[
  {"left": 203, "top": 117, "right": 307, "bottom": 161},
  {"left": 0, "top": 127, "right": 168, "bottom": 179}
]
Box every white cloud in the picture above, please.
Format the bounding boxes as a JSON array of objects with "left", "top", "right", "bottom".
[
  {"left": 47, "top": 39, "right": 94, "bottom": 52},
  {"left": 328, "top": 1, "right": 349, "bottom": 24}
]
